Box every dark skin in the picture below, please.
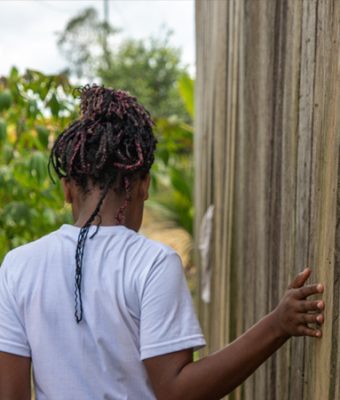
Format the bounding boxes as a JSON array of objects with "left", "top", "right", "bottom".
[
  {"left": 0, "top": 352, "right": 31, "bottom": 400},
  {"left": 144, "top": 271, "right": 324, "bottom": 400},
  {"left": 0, "top": 175, "right": 325, "bottom": 400}
]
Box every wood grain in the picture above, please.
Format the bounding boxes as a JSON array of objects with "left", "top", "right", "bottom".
[{"left": 195, "top": 0, "right": 340, "bottom": 398}]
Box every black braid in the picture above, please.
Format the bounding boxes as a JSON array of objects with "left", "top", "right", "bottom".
[
  {"left": 74, "top": 180, "right": 111, "bottom": 323},
  {"left": 49, "top": 84, "right": 157, "bottom": 323}
]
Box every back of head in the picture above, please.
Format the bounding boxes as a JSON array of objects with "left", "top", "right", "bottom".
[
  {"left": 48, "top": 84, "right": 157, "bottom": 323},
  {"left": 50, "top": 84, "right": 157, "bottom": 198}
]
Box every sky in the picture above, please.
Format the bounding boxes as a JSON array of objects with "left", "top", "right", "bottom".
[{"left": 0, "top": 0, "right": 195, "bottom": 77}]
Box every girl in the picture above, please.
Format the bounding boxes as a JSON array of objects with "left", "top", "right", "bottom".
[{"left": 0, "top": 85, "right": 324, "bottom": 400}]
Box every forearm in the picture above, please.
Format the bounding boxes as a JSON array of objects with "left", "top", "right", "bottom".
[
  {"left": 0, "top": 378, "right": 31, "bottom": 400},
  {"left": 172, "top": 312, "right": 288, "bottom": 400},
  {"left": 145, "top": 270, "right": 324, "bottom": 400}
]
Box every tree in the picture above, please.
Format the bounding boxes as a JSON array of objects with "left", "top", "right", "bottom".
[
  {"left": 57, "top": 7, "right": 189, "bottom": 120},
  {"left": 57, "top": 7, "right": 117, "bottom": 79},
  {"left": 99, "top": 34, "right": 187, "bottom": 120},
  {"left": 0, "top": 68, "right": 77, "bottom": 262}
]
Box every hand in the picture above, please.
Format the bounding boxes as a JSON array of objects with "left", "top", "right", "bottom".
[{"left": 271, "top": 268, "right": 324, "bottom": 339}]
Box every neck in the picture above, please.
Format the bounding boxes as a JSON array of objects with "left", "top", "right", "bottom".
[{"left": 72, "top": 188, "right": 143, "bottom": 232}]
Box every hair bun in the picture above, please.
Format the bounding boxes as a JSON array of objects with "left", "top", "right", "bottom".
[{"left": 78, "top": 84, "right": 150, "bottom": 125}]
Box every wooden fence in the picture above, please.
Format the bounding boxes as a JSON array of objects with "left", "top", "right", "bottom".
[{"left": 195, "top": 0, "right": 340, "bottom": 399}]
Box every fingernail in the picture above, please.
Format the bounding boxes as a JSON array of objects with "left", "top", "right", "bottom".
[
  {"left": 317, "top": 301, "right": 324, "bottom": 309},
  {"left": 317, "top": 315, "right": 323, "bottom": 323},
  {"left": 317, "top": 284, "right": 323, "bottom": 292},
  {"left": 316, "top": 331, "right": 321, "bottom": 337}
]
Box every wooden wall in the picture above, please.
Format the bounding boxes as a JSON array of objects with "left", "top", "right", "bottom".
[{"left": 195, "top": 1, "right": 340, "bottom": 399}]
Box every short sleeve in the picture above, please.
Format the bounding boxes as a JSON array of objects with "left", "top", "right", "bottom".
[
  {"left": 139, "top": 252, "right": 206, "bottom": 360},
  {"left": 0, "top": 254, "right": 31, "bottom": 357}
]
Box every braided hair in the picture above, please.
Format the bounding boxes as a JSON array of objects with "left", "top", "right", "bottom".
[{"left": 48, "top": 85, "right": 157, "bottom": 323}]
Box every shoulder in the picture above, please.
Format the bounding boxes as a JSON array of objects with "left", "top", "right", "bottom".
[
  {"left": 135, "top": 230, "right": 177, "bottom": 258},
  {"left": 138, "top": 233, "right": 185, "bottom": 282},
  {"left": 130, "top": 230, "right": 182, "bottom": 274},
  {"left": 123, "top": 230, "right": 183, "bottom": 293},
  {"left": 1, "top": 229, "right": 59, "bottom": 277},
  {"left": 4, "top": 230, "right": 57, "bottom": 260}
]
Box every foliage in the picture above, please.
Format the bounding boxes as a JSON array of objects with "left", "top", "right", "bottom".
[
  {"left": 57, "top": 7, "right": 189, "bottom": 120},
  {"left": 57, "top": 7, "right": 118, "bottom": 79},
  {"left": 0, "top": 68, "right": 77, "bottom": 263},
  {"left": 150, "top": 74, "right": 194, "bottom": 235},
  {"left": 57, "top": 7, "right": 195, "bottom": 235},
  {"left": 0, "top": 61, "right": 195, "bottom": 266},
  {"left": 99, "top": 35, "right": 187, "bottom": 120}
]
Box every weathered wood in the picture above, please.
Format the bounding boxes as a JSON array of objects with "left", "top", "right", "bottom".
[
  {"left": 332, "top": 150, "right": 340, "bottom": 400},
  {"left": 195, "top": 0, "right": 340, "bottom": 398}
]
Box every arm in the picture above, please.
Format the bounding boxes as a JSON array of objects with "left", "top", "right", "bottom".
[
  {"left": 0, "top": 255, "right": 32, "bottom": 400},
  {"left": 0, "top": 352, "right": 31, "bottom": 400},
  {"left": 144, "top": 268, "right": 324, "bottom": 400}
]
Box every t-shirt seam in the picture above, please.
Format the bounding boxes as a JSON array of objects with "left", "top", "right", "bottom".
[
  {"left": 0, "top": 338, "right": 31, "bottom": 353},
  {"left": 140, "top": 333, "right": 205, "bottom": 351}
]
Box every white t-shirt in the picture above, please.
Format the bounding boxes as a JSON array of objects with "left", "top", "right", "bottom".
[{"left": 0, "top": 224, "right": 206, "bottom": 400}]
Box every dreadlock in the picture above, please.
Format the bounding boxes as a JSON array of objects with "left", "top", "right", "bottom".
[{"left": 48, "top": 84, "right": 157, "bottom": 323}]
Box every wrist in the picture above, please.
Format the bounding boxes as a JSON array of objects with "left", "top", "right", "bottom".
[{"left": 265, "top": 310, "right": 291, "bottom": 343}]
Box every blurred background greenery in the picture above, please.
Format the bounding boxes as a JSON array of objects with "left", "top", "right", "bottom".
[{"left": 0, "top": 4, "right": 195, "bottom": 267}]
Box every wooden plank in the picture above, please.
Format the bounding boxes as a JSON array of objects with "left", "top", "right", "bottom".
[
  {"left": 230, "top": 2, "right": 245, "bottom": 399},
  {"left": 332, "top": 149, "right": 340, "bottom": 400},
  {"left": 283, "top": 1, "right": 318, "bottom": 399},
  {"left": 273, "top": 2, "right": 303, "bottom": 399},
  {"left": 224, "top": 2, "right": 241, "bottom": 398},
  {"left": 215, "top": 0, "right": 229, "bottom": 351},
  {"left": 305, "top": 1, "right": 340, "bottom": 398},
  {"left": 209, "top": 0, "right": 226, "bottom": 352},
  {"left": 195, "top": 0, "right": 216, "bottom": 354},
  {"left": 240, "top": 0, "right": 259, "bottom": 396},
  {"left": 195, "top": 0, "right": 340, "bottom": 399}
]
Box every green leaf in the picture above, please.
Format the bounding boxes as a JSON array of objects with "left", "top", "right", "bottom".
[
  {"left": 0, "top": 119, "right": 7, "bottom": 143},
  {"left": 3, "top": 202, "right": 32, "bottom": 226},
  {"left": 29, "top": 151, "right": 48, "bottom": 184},
  {"left": 0, "top": 90, "right": 13, "bottom": 112},
  {"left": 178, "top": 74, "right": 194, "bottom": 118},
  {"left": 9, "top": 67, "right": 19, "bottom": 82},
  {"left": 170, "top": 167, "right": 193, "bottom": 202},
  {"left": 36, "top": 126, "right": 50, "bottom": 148},
  {"left": 2, "top": 144, "right": 13, "bottom": 164},
  {"left": 48, "top": 94, "right": 60, "bottom": 118},
  {"left": 27, "top": 99, "right": 40, "bottom": 119}
]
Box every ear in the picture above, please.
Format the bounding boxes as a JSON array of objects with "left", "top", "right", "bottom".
[
  {"left": 61, "top": 178, "right": 73, "bottom": 204},
  {"left": 139, "top": 174, "right": 151, "bottom": 201}
]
